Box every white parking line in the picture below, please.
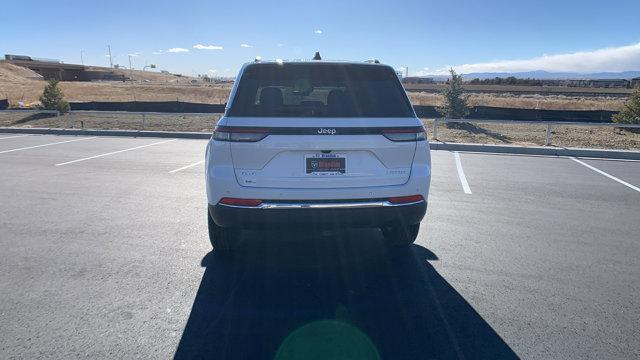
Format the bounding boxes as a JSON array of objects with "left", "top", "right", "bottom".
[
  {"left": 169, "top": 160, "right": 204, "bottom": 173},
  {"left": 55, "top": 139, "right": 177, "bottom": 166},
  {"left": 454, "top": 151, "right": 472, "bottom": 194},
  {"left": 0, "top": 134, "right": 31, "bottom": 140},
  {"left": 570, "top": 157, "right": 640, "bottom": 193},
  {"left": 0, "top": 137, "right": 96, "bottom": 154}
]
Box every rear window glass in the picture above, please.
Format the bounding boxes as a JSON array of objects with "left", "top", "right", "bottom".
[{"left": 227, "top": 63, "right": 414, "bottom": 117}]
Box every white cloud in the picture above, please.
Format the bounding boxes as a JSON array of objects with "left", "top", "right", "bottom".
[
  {"left": 128, "top": 53, "right": 140, "bottom": 57},
  {"left": 167, "top": 48, "right": 189, "bottom": 53},
  {"left": 207, "top": 69, "right": 218, "bottom": 74},
  {"left": 240, "top": 43, "right": 252, "bottom": 48},
  {"left": 314, "top": 29, "right": 323, "bottom": 34},
  {"left": 193, "top": 44, "right": 223, "bottom": 50},
  {"left": 152, "top": 50, "right": 163, "bottom": 55},
  {"left": 105, "top": 54, "right": 111, "bottom": 58},
  {"left": 277, "top": 43, "right": 284, "bottom": 47},
  {"left": 411, "top": 67, "right": 431, "bottom": 77},
  {"left": 441, "top": 42, "right": 640, "bottom": 74}
]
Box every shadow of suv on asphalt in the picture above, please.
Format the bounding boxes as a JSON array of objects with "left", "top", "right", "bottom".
[{"left": 174, "top": 229, "right": 518, "bottom": 360}]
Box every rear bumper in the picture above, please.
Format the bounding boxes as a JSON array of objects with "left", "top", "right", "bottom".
[{"left": 209, "top": 200, "right": 427, "bottom": 229}]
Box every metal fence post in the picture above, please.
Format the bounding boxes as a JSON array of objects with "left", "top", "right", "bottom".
[
  {"left": 142, "top": 113, "right": 146, "bottom": 130},
  {"left": 545, "top": 123, "right": 552, "bottom": 146},
  {"left": 433, "top": 119, "right": 439, "bottom": 140}
]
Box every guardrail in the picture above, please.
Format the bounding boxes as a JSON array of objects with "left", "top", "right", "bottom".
[
  {"left": 0, "top": 109, "right": 59, "bottom": 116},
  {"left": 432, "top": 119, "right": 640, "bottom": 146},
  {"left": 2, "top": 110, "right": 638, "bottom": 147},
  {"left": 0, "top": 110, "right": 216, "bottom": 130},
  {"left": 67, "top": 110, "right": 218, "bottom": 130}
]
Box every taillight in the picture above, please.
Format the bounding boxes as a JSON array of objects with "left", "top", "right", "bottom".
[
  {"left": 382, "top": 127, "right": 426, "bottom": 142},
  {"left": 219, "top": 197, "right": 263, "bottom": 207},
  {"left": 213, "top": 126, "right": 269, "bottom": 142},
  {"left": 388, "top": 195, "right": 424, "bottom": 204}
]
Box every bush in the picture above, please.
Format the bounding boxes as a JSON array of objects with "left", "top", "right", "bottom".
[
  {"left": 613, "top": 89, "right": 640, "bottom": 125},
  {"left": 437, "top": 68, "right": 469, "bottom": 128},
  {"left": 39, "top": 79, "right": 70, "bottom": 114}
]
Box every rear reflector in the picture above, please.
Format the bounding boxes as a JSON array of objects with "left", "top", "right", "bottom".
[
  {"left": 219, "top": 197, "right": 263, "bottom": 207},
  {"left": 388, "top": 195, "right": 424, "bottom": 204}
]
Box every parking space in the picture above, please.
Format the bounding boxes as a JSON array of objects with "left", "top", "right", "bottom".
[
  {"left": 574, "top": 157, "right": 640, "bottom": 193},
  {"left": 425, "top": 150, "right": 467, "bottom": 198},
  {"left": 581, "top": 157, "right": 640, "bottom": 181},
  {"left": 0, "top": 136, "right": 207, "bottom": 178},
  {"left": 426, "top": 151, "right": 640, "bottom": 359},
  {"left": 0, "top": 133, "right": 639, "bottom": 359},
  {"left": 0, "top": 134, "right": 31, "bottom": 140},
  {"left": 0, "top": 135, "right": 95, "bottom": 154}
]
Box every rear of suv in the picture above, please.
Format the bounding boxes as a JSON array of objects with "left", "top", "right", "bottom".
[{"left": 205, "top": 59, "right": 431, "bottom": 251}]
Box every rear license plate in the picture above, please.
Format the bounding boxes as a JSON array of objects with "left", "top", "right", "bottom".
[{"left": 306, "top": 153, "right": 346, "bottom": 175}]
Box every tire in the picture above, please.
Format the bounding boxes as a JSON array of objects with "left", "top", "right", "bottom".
[
  {"left": 382, "top": 223, "right": 420, "bottom": 247},
  {"left": 208, "top": 211, "right": 239, "bottom": 252}
]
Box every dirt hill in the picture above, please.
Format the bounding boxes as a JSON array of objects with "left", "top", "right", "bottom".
[
  {"left": 84, "top": 66, "right": 199, "bottom": 83},
  {"left": 0, "top": 61, "right": 626, "bottom": 111},
  {"left": 0, "top": 61, "right": 230, "bottom": 106},
  {"left": 0, "top": 62, "right": 43, "bottom": 82}
]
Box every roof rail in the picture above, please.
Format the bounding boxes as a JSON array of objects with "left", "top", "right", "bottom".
[{"left": 366, "top": 59, "right": 380, "bottom": 64}]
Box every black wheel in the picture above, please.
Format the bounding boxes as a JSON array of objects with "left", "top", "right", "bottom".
[
  {"left": 208, "top": 211, "right": 239, "bottom": 252},
  {"left": 382, "top": 223, "right": 420, "bottom": 246}
]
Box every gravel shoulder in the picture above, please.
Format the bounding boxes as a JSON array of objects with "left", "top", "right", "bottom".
[{"left": 422, "top": 119, "right": 640, "bottom": 150}]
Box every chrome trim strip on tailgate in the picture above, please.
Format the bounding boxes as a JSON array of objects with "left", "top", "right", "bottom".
[{"left": 220, "top": 200, "right": 425, "bottom": 209}]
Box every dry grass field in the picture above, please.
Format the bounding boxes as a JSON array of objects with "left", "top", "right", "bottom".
[
  {"left": 407, "top": 92, "right": 625, "bottom": 111},
  {"left": 2, "top": 62, "right": 638, "bottom": 150},
  {"left": 421, "top": 119, "right": 639, "bottom": 150},
  {"left": 1, "top": 112, "right": 638, "bottom": 150},
  {"left": 0, "top": 62, "right": 629, "bottom": 111},
  {"left": 403, "top": 83, "right": 635, "bottom": 96},
  {"left": 0, "top": 62, "right": 230, "bottom": 105}
]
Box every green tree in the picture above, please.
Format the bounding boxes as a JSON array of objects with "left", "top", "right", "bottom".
[
  {"left": 612, "top": 89, "right": 640, "bottom": 125},
  {"left": 437, "top": 68, "right": 469, "bottom": 127},
  {"left": 39, "top": 79, "right": 70, "bottom": 114}
]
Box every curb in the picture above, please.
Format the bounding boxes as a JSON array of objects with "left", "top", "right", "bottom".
[
  {"left": 0, "top": 127, "right": 211, "bottom": 139},
  {"left": 2, "top": 127, "right": 639, "bottom": 160},
  {"left": 431, "top": 142, "right": 640, "bottom": 160}
]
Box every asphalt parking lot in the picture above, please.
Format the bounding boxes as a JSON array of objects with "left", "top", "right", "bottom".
[{"left": 1, "top": 133, "right": 639, "bottom": 359}]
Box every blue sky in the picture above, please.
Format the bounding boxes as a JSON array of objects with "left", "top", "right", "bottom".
[{"left": 2, "top": 0, "right": 639, "bottom": 77}]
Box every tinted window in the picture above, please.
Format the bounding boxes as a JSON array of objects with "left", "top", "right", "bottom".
[{"left": 228, "top": 64, "right": 414, "bottom": 117}]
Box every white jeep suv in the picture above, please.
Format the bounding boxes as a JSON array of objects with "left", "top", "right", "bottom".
[{"left": 205, "top": 59, "right": 431, "bottom": 251}]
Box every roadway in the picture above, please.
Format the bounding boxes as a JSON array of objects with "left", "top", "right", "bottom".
[{"left": 0, "top": 133, "right": 639, "bottom": 359}]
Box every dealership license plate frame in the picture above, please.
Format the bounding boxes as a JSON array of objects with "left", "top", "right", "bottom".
[{"left": 305, "top": 153, "right": 346, "bottom": 175}]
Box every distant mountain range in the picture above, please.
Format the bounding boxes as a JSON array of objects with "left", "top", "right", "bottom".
[{"left": 425, "top": 70, "right": 640, "bottom": 80}]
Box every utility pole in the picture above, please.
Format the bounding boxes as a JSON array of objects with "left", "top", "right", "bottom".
[
  {"left": 128, "top": 55, "right": 133, "bottom": 70},
  {"left": 108, "top": 45, "right": 113, "bottom": 68},
  {"left": 80, "top": 50, "right": 84, "bottom": 65}
]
